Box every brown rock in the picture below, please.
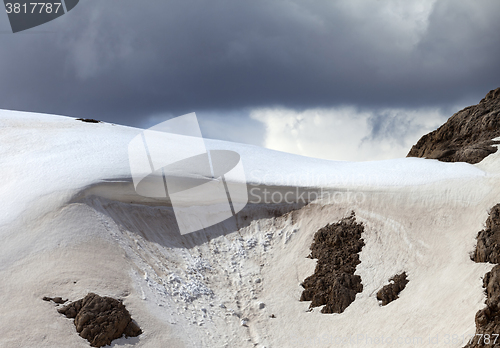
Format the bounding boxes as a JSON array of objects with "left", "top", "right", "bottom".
[
  {"left": 472, "top": 204, "right": 500, "bottom": 263},
  {"left": 464, "top": 265, "right": 500, "bottom": 348},
  {"left": 43, "top": 296, "right": 68, "bottom": 304},
  {"left": 376, "top": 272, "right": 409, "bottom": 306},
  {"left": 57, "top": 293, "right": 142, "bottom": 347},
  {"left": 300, "top": 212, "right": 365, "bottom": 314},
  {"left": 407, "top": 87, "right": 500, "bottom": 164},
  {"left": 465, "top": 204, "right": 500, "bottom": 348}
]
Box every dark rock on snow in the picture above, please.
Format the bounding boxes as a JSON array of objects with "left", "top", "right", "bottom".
[
  {"left": 407, "top": 87, "right": 500, "bottom": 164},
  {"left": 76, "top": 118, "right": 101, "bottom": 123},
  {"left": 376, "top": 272, "right": 409, "bottom": 306},
  {"left": 472, "top": 204, "right": 500, "bottom": 264},
  {"left": 464, "top": 265, "right": 500, "bottom": 348},
  {"left": 57, "top": 293, "right": 141, "bottom": 347},
  {"left": 466, "top": 205, "right": 500, "bottom": 348},
  {"left": 43, "top": 296, "right": 68, "bottom": 304},
  {"left": 300, "top": 212, "right": 365, "bottom": 314},
  {"left": 408, "top": 88, "right": 500, "bottom": 347}
]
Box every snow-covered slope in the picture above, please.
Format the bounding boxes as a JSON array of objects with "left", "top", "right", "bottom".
[{"left": 1, "top": 110, "right": 499, "bottom": 347}]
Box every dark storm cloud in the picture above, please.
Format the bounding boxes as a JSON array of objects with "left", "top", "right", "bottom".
[{"left": 0, "top": 0, "right": 499, "bottom": 127}]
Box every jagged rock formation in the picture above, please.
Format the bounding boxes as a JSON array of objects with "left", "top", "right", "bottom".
[
  {"left": 376, "top": 272, "right": 409, "bottom": 306},
  {"left": 300, "top": 212, "right": 365, "bottom": 314},
  {"left": 407, "top": 87, "right": 500, "bottom": 164},
  {"left": 57, "top": 293, "right": 142, "bottom": 347},
  {"left": 406, "top": 89, "right": 500, "bottom": 346},
  {"left": 472, "top": 204, "right": 500, "bottom": 263},
  {"left": 464, "top": 265, "right": 500, "bottom": 348},
  {"left": 465, "top": 205, "right": 500, "bottom": 348}
]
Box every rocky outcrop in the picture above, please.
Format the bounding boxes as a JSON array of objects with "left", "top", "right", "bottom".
[
  {"left": 465, "top": 205, "right": 500, "bottom": 348},
  {"left": 376, "top": 272, "right": 409, "bottom": 306},
  {"left": 407, "top": 87, "right": 500, "bottom": 164},
  {"left": 300, "top": 212, "right": 365, "bottom": 314},
  {"left": 464, "top": 265, "right": 500, "bottom": 348},
  {"left": 57, "top": 293, "right": 142, "bottom": 347},
  {"left": 472, "top": 204, "right": 500, "bottom": 263}
]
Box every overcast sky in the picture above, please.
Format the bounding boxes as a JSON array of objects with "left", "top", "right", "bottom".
[{"left": 1, "top": 0, "right": 499, "bottom": 160}]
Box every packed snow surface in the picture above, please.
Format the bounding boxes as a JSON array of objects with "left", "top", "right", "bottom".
[{"left": 1, "top": 110, "right": 499, "bottom": 347}]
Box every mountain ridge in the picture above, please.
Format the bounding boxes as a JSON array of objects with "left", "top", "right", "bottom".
[{"left": 407, "top": 87, "right": 500, "bottom": 164}]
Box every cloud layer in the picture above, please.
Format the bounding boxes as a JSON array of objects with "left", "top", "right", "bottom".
[
  {"left": 1, "top": 0, "right": 499, "bottom": 122},
  {"left": 252, "top": 106, "right": 451, "bottom": 161},
  {"left": 1, "top": 0, "right": 499, "bottom": 160}
]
